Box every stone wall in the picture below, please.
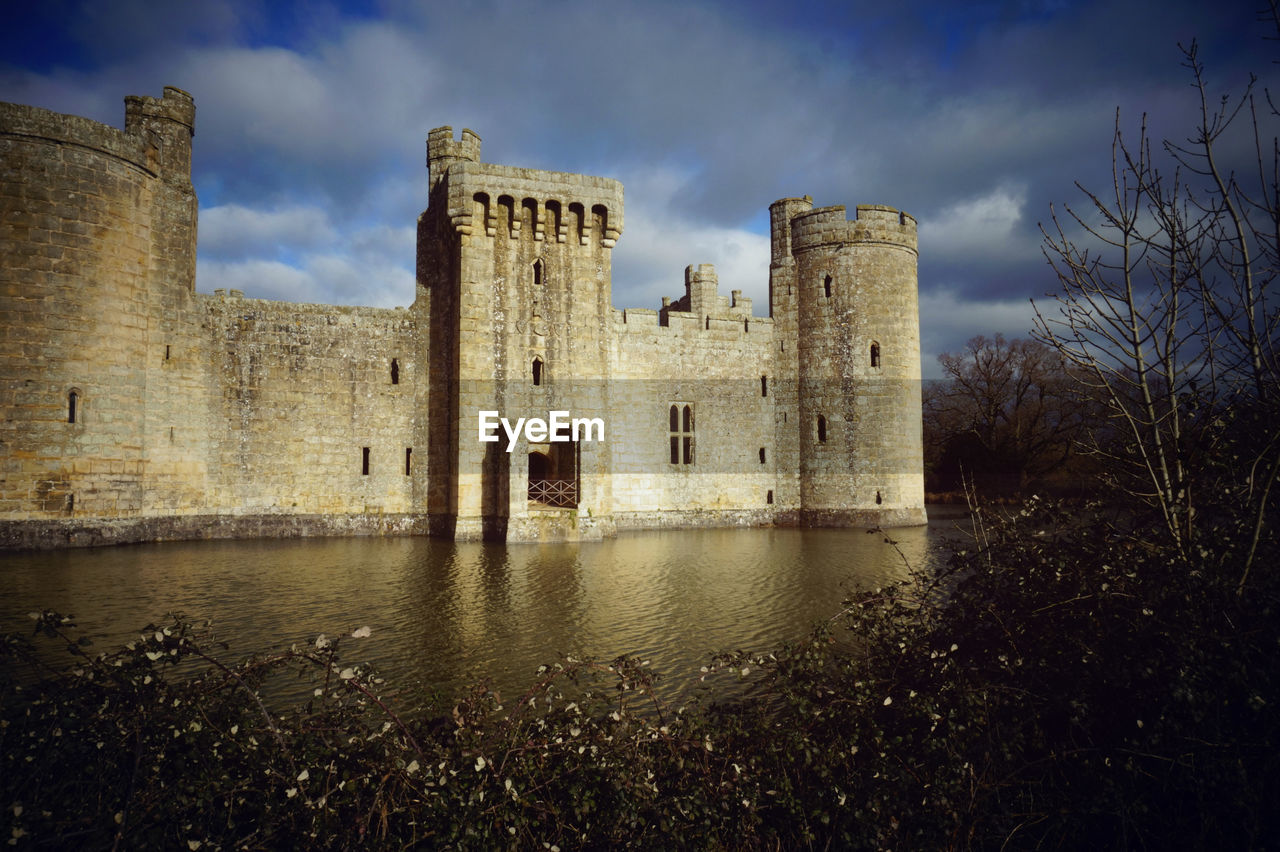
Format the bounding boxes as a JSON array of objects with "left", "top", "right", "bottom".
[
  {"left": 610, "top": 264, "right": 778, "bottom": 527},
  {"left": 201, "top": 293, "right": 419, "bottom": 516}
]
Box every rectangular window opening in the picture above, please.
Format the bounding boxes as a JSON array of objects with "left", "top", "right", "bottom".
[
  {"left": 405, "top": 447, "right": 412, "bottom": 475},
  {"left": 362, "top": 447, "right": 370, "bottom": 475}
]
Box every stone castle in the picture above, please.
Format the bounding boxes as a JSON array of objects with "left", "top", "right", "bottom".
[{"left": 0, "top": 87, "right": 925, "bottom": 548}]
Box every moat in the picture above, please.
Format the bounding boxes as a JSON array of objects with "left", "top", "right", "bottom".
[{"left": 1, "top": 516, "right": 964, "bottom": 702}]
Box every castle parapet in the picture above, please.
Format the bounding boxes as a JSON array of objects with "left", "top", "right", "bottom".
[
  {"left": 440, "top": 162, "right": 623, "bottom": 247},
  {"left": 791, "top": 204, "right": 917, "bottom": 255},
  {"left": 0, "top": 91, "right": 192, "bottom": 179}
]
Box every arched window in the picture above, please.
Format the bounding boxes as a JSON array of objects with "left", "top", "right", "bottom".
[
  {"left": 68, "top": 391, "right": 78, "bottom": 424},
  {"left": 870, "top": 342, "right": 880, "bottom": 369},
  {"left": 533, "top": 258, "right": 544, "bottom": 288},
  {"left": 532, "top": 357, "right": 543, "bottom": 386},
  {"left": 669, "top": 403, "right": 695, "bottom": 465},
  {"left": 817, "top": 414, "right": 827, "bottom": 443},
  {"left": 391, "top": 358, "right": 400, "bottom": 384},
  {"left": 823, "top": 274, "right": 832, "bottom": 299}
]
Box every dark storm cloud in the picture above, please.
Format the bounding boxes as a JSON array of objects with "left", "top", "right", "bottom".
[{"left": 2, "top": 0, "right": 1273, "bottom": 374}]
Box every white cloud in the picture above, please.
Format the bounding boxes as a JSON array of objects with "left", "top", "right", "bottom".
[
  {"left": 197, "top": 258, "right": 315, "bottom": 303},
  {"left": 199, "top": 204, "right": 336, "bottom": 258},
  {"left": 918, "top": 288, "right": 1040, "bottom": 378},
  {"left": 613, "top": 216, "right": 770, "bottom": 313},
  {"left": 610, "top": 165, "right": 771, "bottom": 312},
  {"left": 917, "top": 182, "right": 1036, "bottom": 264}
]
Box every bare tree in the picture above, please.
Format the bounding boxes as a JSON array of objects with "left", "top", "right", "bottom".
[
  {"left": 1036, "top": 34, "right": 1280, "bottom": 587},
  {"left": 925, "top": 335, "right": 1086, "bottom": 494}
]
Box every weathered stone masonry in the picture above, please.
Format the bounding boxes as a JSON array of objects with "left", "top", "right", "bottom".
[{"left": 0, "top": 87, "right": 925, "bottom": 548}]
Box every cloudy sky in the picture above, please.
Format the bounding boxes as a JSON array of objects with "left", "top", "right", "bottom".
[{"left": 2, "top": 0, "right": 1272, "bottom": 376}]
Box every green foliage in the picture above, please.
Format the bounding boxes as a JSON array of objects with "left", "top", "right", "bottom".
[{"left": 3, "top": 504, "right": 1278, "bottom": 849}]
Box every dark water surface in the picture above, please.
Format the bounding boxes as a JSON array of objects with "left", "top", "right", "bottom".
[{"left": 1, "top": 515, "right": 967, "bottom": 702}]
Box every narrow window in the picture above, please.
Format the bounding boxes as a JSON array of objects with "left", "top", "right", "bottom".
[
  {"left": 682, "top": 405, "right": 694, "bottom": 464},
  {"left": 817, "top": 415, "right": 827, "bottom": 443},
  {"left": 391, "top": 358, "right": 400, "bottom": 384},
  {"left": 533, "top": 258, "right": 543, "bottom": 287},
  {"left": 68, "top": 391, "right": 77, "bottom": 424},
  {"left": 870, "top": 342, "right": 880, "bottom": 369},
  {"left": 405, "top": 447, "right": 413, "bottom": 476},
  {"left": 759, "top": 447, "right": 766, "bottom": 464},
  {"left": 823, "top": 274, "right": 832, "bottom": 298},
  {"left": 875, "top": 490, "right": 883, "bottom": 505},
  {"left": 532, "top": 357, "right": 543, "bottom": 386},
  {"left": 164, "top": 344, "right": 170, "bottom": 360},
  {"left": 761, "top": 375, "right": 768, "bottom": 397},
  {"left": 669, "top": 403, "right": 695, "bottom": 465},
  {"left": 669, "top": 405, "right": 680, "bottom": 464},
  {"left": 766, "top": 490, "right": 774, "bottom": 505},
  {"left": 362, "top": 447, "right": 370, "bottom": 476}
]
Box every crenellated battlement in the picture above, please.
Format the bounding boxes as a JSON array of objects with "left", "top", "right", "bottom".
[
  {"left": 790, "top": 203, "right": 917, "bottom": 255},
  {"left": 614, "top": 305, "right": 774, "bottom": 338}
]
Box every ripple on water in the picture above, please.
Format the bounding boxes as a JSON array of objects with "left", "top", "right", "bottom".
[{"left": 1, "top": 521, "right": 959, "bottom": 702}]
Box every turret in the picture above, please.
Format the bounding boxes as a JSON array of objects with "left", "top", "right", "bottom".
[
  {"left": 769, "top": 196, "right": 812, "bottom": 266},
  {"left": 683, "top": 263, "right": 722, "bottom": 316},
  {"left": 124, "top": 86, "right": 194, "bottom": 186},
  {"left": 427, "top": 126, "right": 482, "bottom": 192}
]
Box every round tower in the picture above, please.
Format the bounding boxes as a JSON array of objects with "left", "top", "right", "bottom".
[
  {"left": 0, "top": 88, "right": 198, "bottom": 525},
  {"left": 791, "top": 204, "right": 925, "bottom": 526}
]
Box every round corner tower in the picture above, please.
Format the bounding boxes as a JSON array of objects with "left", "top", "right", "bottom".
[
  {"left": 0, "top": 87, "right": 200, "bottom": 524},
  {"left": 789, "top": 203, "right": 925, "bottom": 526}
]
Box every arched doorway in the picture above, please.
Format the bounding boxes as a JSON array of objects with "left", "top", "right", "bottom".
[{"left": 527, "top": 443, "right": 578, "bottom": 508}]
